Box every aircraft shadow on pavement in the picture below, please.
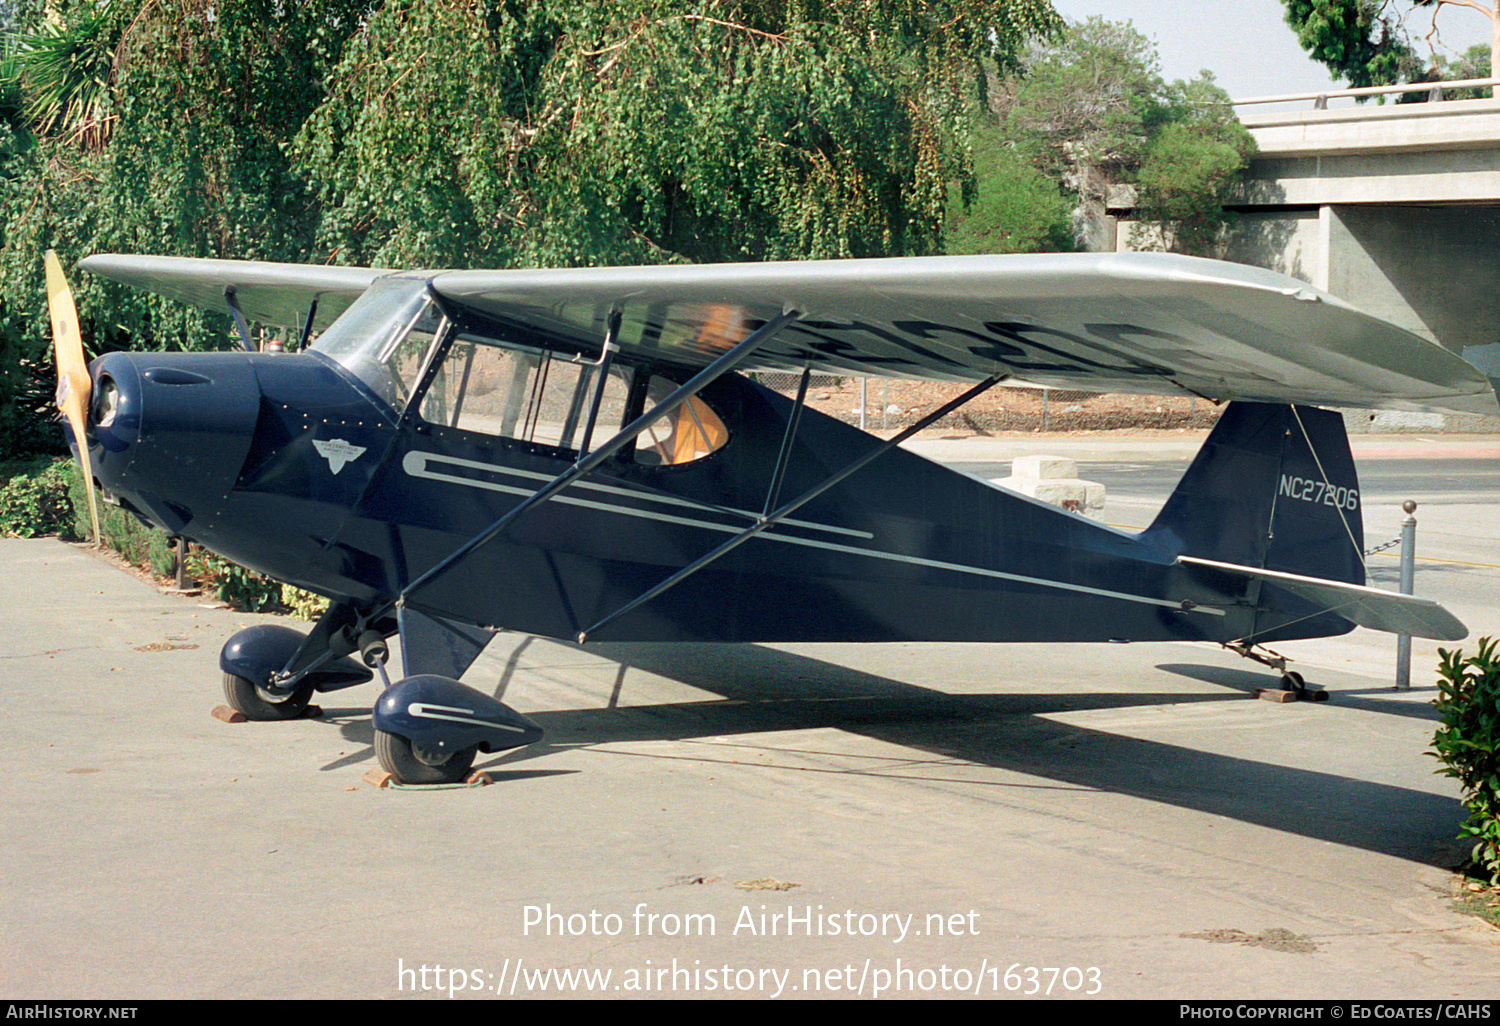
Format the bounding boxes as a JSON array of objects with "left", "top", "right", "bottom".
[
  {"left": 448, "top": 640, "right": 1454, "bottom": 864},
  {"left": 313, "top": 638, "right": 1461, "bottom": 862},
  {"left": 1367, "top": 561, "right": 1486, "bottom": 585},
  {"left": 1156, "top": 662, "right": 1447, "bottom": 722}
]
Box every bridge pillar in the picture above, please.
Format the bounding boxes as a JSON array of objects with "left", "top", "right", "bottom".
[
  {"left": 1219, "top": 203, "right": 1500, "bottom": 353},
  {"left": 1111, "top": 98, "right": 1500, "bottom": 429}
]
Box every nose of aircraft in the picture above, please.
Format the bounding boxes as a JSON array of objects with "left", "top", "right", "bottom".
[{"left": 86, "top": 351, "right": 262, "bottom": 535}]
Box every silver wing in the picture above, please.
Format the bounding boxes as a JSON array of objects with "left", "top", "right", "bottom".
[
  {"left": 79, "top": 251, "right": 1497, "bottom": 415},
  {"left": 80, "top": 254, "right": 394, "bottom": 334}
]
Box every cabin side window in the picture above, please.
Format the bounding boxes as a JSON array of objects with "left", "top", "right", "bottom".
[
  {"left": 414, "top": 332, "right": 730, "bottom": 465},
  {"left": 418, "top": 334, "right": 633, "bottom": 453}
]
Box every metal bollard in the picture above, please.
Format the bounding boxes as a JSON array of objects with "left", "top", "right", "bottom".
[{"left": 1394, "top": 499, "right": 1417, "bottom": 691}]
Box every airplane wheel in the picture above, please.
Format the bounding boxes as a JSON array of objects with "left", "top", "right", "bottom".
[
  {"left": 1279, "top": 671, "right": 1306, "bottom": 693},
  {"left": 374, "top": 729, "right": 476, "bottom": 786},
  {"left": 221, "top": 671, "right": 313, "bottom": 721}
]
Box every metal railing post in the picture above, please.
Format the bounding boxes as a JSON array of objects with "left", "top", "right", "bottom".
[{"left": 1395, "top": 499, "right": 1418, "bottom": 691}]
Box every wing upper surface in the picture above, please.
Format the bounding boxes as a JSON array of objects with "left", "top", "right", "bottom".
[
  {"left": 79, "top": 254, "right": 393, "bottom": 334},
  {"left": 432, "top": 253, "right": 1494, "bottom": 414},
  {"left": 78, "top": 251, "right": 1495, "bottom": 414}
]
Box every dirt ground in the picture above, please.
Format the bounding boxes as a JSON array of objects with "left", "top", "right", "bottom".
[{"left": 763, "top": 375, "right": 1224, "bottom": 434}]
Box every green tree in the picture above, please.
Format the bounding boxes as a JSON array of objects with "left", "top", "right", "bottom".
[
  {"left": 995, "top": 17, "right": 1162, "bottom": 204},
  {"left": 992, "top": 17, "right": 1254, "bottom": 256},
  {"left": 945, "top": 125, "right": 1074, "bottom": 255},
  {"left": 1134, "top": 74, "right": 1257, "bottom": 254},
  {"left": 1423, "top": 41, "right": 1495, "bottom": 97},
  {"left": 1282, "top": 0, "right": 1498, "bottom": 89}
]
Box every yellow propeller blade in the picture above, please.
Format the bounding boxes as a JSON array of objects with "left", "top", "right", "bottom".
[{"left": 45, "top": 249, "right": 101, "bottom": 547}]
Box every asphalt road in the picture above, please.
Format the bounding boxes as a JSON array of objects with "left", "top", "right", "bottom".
[{"left": 2, "top": 433, "right": 1498, "bottom": 1001}]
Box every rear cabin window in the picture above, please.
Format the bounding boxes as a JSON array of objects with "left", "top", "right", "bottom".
[{"left": 633, "top": 377, "right": 729, "bottom": 466}]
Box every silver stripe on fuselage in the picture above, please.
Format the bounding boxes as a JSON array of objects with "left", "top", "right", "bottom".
[
  {"left": 485, "top": 457, "right": 876, "bottom": 539},
  {"left": 401, "top": 450, "right": 1223, "bottom": 617}
]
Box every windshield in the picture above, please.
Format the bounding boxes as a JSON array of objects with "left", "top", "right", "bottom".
[{"left": 311, "top": 276, "right": 445, "bottom": 409}]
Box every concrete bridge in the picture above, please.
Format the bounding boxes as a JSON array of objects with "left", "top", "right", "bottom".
[{"left": 1110, "top": 88, "right": 1500, "bottom": 428}]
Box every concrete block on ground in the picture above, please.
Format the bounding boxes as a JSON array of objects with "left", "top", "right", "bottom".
[
  {"left": 994, "top": 454, "right": 1106, "bottom": 514},
  {"left": 1009, "top": 454, "right": 1079, "bottom": 480}
]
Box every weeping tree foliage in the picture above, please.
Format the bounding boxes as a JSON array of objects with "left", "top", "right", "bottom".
[
  {"left": 0, "top": 0, "right": 371, "bottom": 456},
  {"left": 529, "top": 2, "right": 1042, "bottom": 264},
  {"left": 0, "top": 0, "right": 1062, "bottom": 458},
  {"left": 296, "top": 0, "right": 1063, "bottom": 268},
  {"left": 292, "top": 1, "right": 562, "bottom": 270},
  {"left": 95, "top": 1, "right": 368, "bottom": 264}
]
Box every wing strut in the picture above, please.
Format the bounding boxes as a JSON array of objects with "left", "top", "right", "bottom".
[
  {"left": 576, "top": 373, "right": 1006, "bottom": 643},
  {"left": 763, "top": 363, "right": 812, "bottom": 515},
  {"left": 399, "top": 308, "right": 805, "bottom": 612},
  {"left": 223, "top": 286, "right": 256, "bottom": 353},
  {"left": 297, "top": 296, "right": 319, "bottom": 352}
]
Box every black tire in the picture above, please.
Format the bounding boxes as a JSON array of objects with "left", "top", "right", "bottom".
[
  {"left": 1280, "top": 671, "right": 1306, "bottom": 693},
  {"left": 375, "top": 729, "right": 477, "bottom": 785},
  {"left": 221, "top": 671, "right": 313, "bottom": 721}
]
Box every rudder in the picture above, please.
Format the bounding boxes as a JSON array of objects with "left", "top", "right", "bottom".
[{"left": 1144, "top": 402, "right": 1365, "bottom": 641}]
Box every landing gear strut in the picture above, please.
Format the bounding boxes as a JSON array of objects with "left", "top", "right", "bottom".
[
  {"left": 217, "top": 608, "right": 380, "bottom": 721},
  {"left": 1224, "top": 641, "right": 1328, "bottom": 702}
]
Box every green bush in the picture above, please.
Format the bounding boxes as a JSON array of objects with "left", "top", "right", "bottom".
[
  {"left": 0, "top": 458, "right": 83, "bottom": 539},
  {"left": 282, "top": 586, "right": 331, "bottom": 622},
  {"left": 1432, "top": 638, "right": 1500, "bottom": 882},
  {"left": 946, "top": 128, "right": 1075, "bottom": 255},
  {"left": 96, "top": 495, "right": 162, "bottom": 567},
  {"left": 184, "top": 548, "right": 285, "bottom": 613},
  {"left": 9, "top": 456, "right": 330, "bottom": 619}
]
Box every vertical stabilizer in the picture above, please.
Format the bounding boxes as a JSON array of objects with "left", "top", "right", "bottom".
[{"left": 1145, "top": 402, "right": 1365, "bottom": 641}]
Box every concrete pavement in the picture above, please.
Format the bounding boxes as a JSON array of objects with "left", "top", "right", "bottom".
[{"left": 1, "top": 433, "right": 1498, "bottom": 999}]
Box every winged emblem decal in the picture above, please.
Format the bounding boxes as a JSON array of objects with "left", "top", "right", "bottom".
[{"left": 312, "top": 438, "right": 366, "bottom": 475}]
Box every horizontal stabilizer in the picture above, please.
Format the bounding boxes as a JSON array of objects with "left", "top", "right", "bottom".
[{"left": 1177, "top": 556, "right": 1468, "bottom": 641}]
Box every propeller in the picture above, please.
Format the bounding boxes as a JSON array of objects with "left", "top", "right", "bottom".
[{"left": 45, "top": 249, "right": 101, "bottom": 546}]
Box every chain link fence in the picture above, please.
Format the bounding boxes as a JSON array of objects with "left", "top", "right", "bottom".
[{"left": 751, "top": 375, "right": 1221, "bottom": 433}]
